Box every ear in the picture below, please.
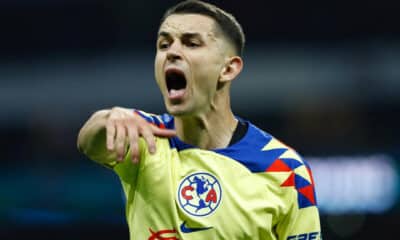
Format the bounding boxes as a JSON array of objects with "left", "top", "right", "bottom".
[{"left": 219, "top": 56, "right": 243, "bottom": 83}]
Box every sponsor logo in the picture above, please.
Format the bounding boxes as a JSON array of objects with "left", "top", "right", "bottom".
[
  {"left": 180, "top": 221, "right": 212, "bottom": 233},
  {"left": 177, "top": 172, "right": 222, "bottom": 217},
  {"left": 287, "top": 231, "right": 321, "bottom": 240},
  {"left": 148, "top": 228, "right": 179, "bottom": 240}
]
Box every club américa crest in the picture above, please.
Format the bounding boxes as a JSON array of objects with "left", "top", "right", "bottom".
[{"left": 177, "top": 172, "right": 222, "bottom": 217}]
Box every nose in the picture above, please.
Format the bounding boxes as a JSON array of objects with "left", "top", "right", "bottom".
[{"left": 166, "top": 41, "right": 182, "bottom": 62}]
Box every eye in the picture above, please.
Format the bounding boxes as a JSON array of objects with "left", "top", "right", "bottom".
[
  {"left": 158, "top": 40, "right": 170, "bottom": 50},
  {"left": 184, "top": 38, "right": 202, "bottom": 48},
  {"left": 187, "top": 40, "right": 201, "bottom": 48}
]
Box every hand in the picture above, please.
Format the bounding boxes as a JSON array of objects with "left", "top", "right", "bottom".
[{"left": 105, "top": 107, "right": 176, "bottom": 163}]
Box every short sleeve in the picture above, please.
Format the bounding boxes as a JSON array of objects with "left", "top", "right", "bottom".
[{"left": 273, "top": 161, "right": 322, "bottom": 240}]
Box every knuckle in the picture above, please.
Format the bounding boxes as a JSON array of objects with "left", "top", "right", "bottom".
[
  {"left": 141, "top": 128, "right": 154, "bottom": 139},
  {"left": 111, "top": 106, "right": 122, "bottom": 112},
  {"left": 130, "top": 135, "right": 138, "bottom": 143}
]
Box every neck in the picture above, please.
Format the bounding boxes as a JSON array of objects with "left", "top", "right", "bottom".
[{"left": 174, "top": 92, "right": 237, "bottom": 149}]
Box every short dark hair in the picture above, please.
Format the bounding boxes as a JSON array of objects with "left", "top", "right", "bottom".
[{"left": 160, "top": 0, "right": 245, "bottom": 56}]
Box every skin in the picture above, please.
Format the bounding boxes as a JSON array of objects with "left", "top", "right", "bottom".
[
  {"left": 77, "top": 13, "right": 243, "bottom": 164},
  {"left": 155, "top": 14, "right": 243, "bottom": 149}
]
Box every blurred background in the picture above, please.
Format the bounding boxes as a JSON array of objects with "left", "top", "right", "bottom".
[{"left": 1, "top": 0, "right": 399, "bottom": 239}]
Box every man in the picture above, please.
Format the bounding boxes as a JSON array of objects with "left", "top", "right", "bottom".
[{"left": 77, "top": 1, "right": 321, "bottom": 239}]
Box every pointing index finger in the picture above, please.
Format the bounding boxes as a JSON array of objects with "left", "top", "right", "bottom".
[{"left": 151, "top": 125, "right": 177, "bottom": 138}]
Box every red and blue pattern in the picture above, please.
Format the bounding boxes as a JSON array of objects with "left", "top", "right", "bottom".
[{"left": 261, "top": 137, "right": 317, "bottom": 208}]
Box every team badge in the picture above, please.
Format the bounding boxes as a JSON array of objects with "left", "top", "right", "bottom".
[{"left": 177, "top": 172, "right": 222, "bottom": 217}]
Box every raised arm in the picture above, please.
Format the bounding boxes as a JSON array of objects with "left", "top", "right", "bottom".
[{"left": 77, "top": 107, "right": 176, "bottom": 165}]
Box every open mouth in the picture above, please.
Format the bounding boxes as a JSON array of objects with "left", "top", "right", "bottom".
[{"left": 165, "top": 69, "right": 187, "bottom": 99}]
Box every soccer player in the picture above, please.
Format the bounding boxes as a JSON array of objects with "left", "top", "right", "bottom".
[{"left": 77, "top": 1, "right": 322, "bottom": 239}]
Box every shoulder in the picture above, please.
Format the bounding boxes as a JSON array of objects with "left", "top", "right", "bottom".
[{"left": 218, "top": 120, "right": 318, "bottom": 208}]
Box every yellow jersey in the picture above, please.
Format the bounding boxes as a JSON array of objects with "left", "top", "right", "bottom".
[{"left": 109, "top": 110, "right": 321, "bottom": 240}]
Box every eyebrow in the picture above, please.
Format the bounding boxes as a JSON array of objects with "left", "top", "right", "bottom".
[
  {"left": 158, "top": 31, "right": 203, "bottom": 39},
  {"left": 158, "top": 31, "right": 170, "bottom": 38}
]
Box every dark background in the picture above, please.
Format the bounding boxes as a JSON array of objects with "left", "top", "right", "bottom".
[{"left": 1, "top": 1, "right": 399, "bottom": 239}]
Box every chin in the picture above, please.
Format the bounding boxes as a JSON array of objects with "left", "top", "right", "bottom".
[
  {"left": 166, "top": 108, "right": 189, "bottom": 117},
  {"left": 166, "top": 103, "right": 193, "bottom": 117}
]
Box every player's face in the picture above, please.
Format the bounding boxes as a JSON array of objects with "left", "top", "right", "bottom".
[{"left": 155, "top": 14, "right": 228, "bottom": 116}]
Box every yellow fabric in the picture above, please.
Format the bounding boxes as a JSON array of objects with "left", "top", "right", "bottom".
[{"left": 113, "top": 137, "right": 321, "bottom": 240}]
